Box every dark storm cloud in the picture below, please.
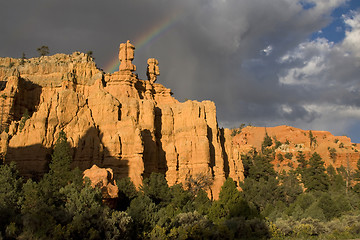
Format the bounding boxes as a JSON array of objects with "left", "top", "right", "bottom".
[
  {"left": 0, "top": 0, "right": 181, "bottom": 60},
  {"left": 3, "top": 0, "right": 360, "bottom": 140}
]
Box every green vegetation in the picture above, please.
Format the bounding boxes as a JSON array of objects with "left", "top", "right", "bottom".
[
  {"left": 20, "top": 52, "right": 26, "bottom": 65},
  {"left": 231, "top": 123, "right": 246, "bottom": 136},
  {"left": 329, "top": 147, "right": 337, "bottom": 162},
  {"left": 277, "top": 153, "right": 284, "bottom": 162},
  {"left": 273, "top": 136, "right": 282, "bottom": 149},
  {"left": 262, "top": 131, "right": 273, "bottom": 153},
  {"left": 86, "top": 51, "right": 94, "bottom": 61},
  {"left": 18, "top": 109, "right": 30, "bottom": 132},
  {"left": 284, "top": 152, "right": 293, "bottom": 160},
  {"left": 309, "top": 130, "right": 317, "bottom": 149},
  {"left": 2, "top": 133, "right": 360, "bottom": 239}
]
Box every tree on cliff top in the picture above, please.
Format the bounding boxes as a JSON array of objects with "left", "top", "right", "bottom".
[
  {"left": 37, "top": 46, "right": 49, "bottom": 57},
  {"left": 261, "top": 131, "right": 273, "bottom": 153}
]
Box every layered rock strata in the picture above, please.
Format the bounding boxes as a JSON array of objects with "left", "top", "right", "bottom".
[{"left": 0, "top": 43, "right": 239, "bottom": 198}]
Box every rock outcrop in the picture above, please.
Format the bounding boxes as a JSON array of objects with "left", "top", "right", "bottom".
[
  {"left": 83, "top": 164, "right": 119, "bottom": 199},
  {"left": 231, "top": 125, "right": 360, "bottom": 172},
  {"left": 83, "top": 164, "right": 119, "bottom": 208},
  {"left": 0, "top": 41, "right": 232, "bottom": 198},
  {"left": 146, "top": 58, "right": 160, "bottom": 84}
]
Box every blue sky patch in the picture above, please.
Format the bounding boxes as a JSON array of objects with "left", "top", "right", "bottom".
[
  {"left": 311, "top": 0, "right": 360, "bottom": 43},
  {"left": 299, "top": 0, "right": 316, "bottom": 10}
]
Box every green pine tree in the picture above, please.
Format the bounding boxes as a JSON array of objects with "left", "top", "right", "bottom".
[
  {"left": 45, "top": 130, "right": 76, "bottom": 190},
  {"left": 352, "top": 158, "right": 360, "bottom": 193},
  {"left": 279, "top": 170, "right": 303, "bottom": 204},
  {"left": 296, "top": 151, "right": 308, "bottom": 184},
  {"left": 0, "top": 162, "right": 23, "bottom": 237},
  {"left": 261, "top": 131, "right": 273, "bottom": 153},
  {"left": 140, "top": 172, "right": 171, "bottom": 206},
  {"left": 249, "top": 154, "right": 277, "bottom": 181},
  {"left": 303, "top": 152, "right": 329, "bottom": 192},
  {"left": 209, "top": 178, "right": 255, "bottom": 222}
]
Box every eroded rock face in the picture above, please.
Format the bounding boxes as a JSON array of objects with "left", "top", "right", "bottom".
[
  {"left": 146, "top": 58, "right": 159, "bottom": 84},
  {"left": 231, "top": 125, "right": 360, "bottom": 172},
  {"left": 0, "top": 52, "right": 102, "bottom": 87},
  {"left": 0, "top": 44, "right": 231, "bottom": 198}
]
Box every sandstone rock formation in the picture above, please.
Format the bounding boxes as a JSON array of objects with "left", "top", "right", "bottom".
[
  {"left": 1, "top": 42, "right": 358, "bottom": 199},
  {"left": 146, "top": 58, "right": 159, "bottom": 84},
  {"left": 119, "top": 40, "right": 136, "bottom": 73},
  {"left": 0, "top": 41, "right": 232, "bottom": 198},
  {"left": 231, "top": 125, "right": 360, "bottom": 173},
  {"left": 83, "top": 164, "right": 119, "bottom": 199},
  {"left": 83, "top": 164, "right": 119, "bottom": 208}
]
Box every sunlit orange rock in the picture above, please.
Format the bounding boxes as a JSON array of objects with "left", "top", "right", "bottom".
[
  {"left": 83, "top": 164, "right": 119, "bottom": 199},
  {"left": 0, "top": 42, "right": 229, "bottom": 199}
]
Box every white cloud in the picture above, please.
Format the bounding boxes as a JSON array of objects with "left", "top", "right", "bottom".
[
  {"left": 275, "top": 10, "right": 360, "bottom": 139},
  {"left": 281, "top": 104, "right": 293, "bottom": 114},
  {"left": 292, "top": 104, "right": 360, "bottom": 136},
  {"left": 278, "top": 38, "right": 333, "bottom": 86},
  {"left": 342, "top": 11, "right": 360, "bottom": 57},
  {"left": 262, "top": 45, "right": 273, "bottom": 56},
  {"left": 336, "top": 26, "right": 343, "bottom": 32},
  {"left": 279, "top": 10, "right": 360, "bottom": 87}
]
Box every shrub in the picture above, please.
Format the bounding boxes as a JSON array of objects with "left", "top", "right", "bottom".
[
  {"left": 309, "top": 131, "right": 317, "bottom": 148},
  {"left": 329, "top": 148, "right": 337, "bottom": 162},
  {"left": 37, "top": 46, "right": 49, "bottom": 57},
  {"left": 284, "top": 153, "right": 293, "bottom": 160},
  {"left": 262, "top": 133, "right": 273, "bottom": 148},
  {"left": 18, "top": 109, "right": 30, "bottom": 132},
  {"left": 277, "top": 153, "right": 284, "bottom": 162},
  {"left": 273, "top": 136, "right": 282, "bottom": 149}
]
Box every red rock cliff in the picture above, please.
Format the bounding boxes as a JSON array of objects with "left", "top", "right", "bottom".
[
  {"left": 0, "top": 44, "right": 236, "bottom": 198},
  {"left": 1, "top": 43, "right": 357, "bottom": 198},
  {"left": 231, "top": 125, "right": 360, "bottom": 173}
]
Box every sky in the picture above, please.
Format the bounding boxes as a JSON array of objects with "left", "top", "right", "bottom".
[{"left": 1, "top": 0, "right": 360, "bottom": 141}]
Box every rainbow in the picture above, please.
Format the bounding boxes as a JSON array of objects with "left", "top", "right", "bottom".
[{"left": 104, "top": 9, "right": 183, "bottom": 73}]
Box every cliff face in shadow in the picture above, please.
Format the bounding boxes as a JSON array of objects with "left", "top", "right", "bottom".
[
  {"left": 6, "top": 127, "right": 129, "bottom": 182},
  {"left": 0, "top": 52, "right": 238, "bottom": 198}
]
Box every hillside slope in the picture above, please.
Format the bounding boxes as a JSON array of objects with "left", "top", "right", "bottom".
[{"left": 231, "top": 125, "right": 360, "bottom": 172}]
